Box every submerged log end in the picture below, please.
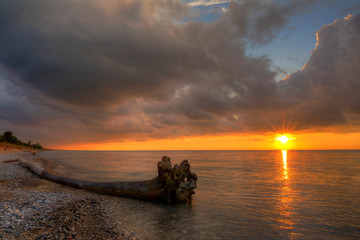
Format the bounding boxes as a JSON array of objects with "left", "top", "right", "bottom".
[{"left": 158, "top": 156, "right": 198, "bottom": 203}]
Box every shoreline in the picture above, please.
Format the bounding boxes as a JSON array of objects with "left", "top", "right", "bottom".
[{"left": 0, "top": 150, "right": 139, "bottom": 240}]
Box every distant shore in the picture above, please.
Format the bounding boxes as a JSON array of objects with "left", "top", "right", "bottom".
[{"left": 0, "top": 150, "right": 139, "bottom": 240}]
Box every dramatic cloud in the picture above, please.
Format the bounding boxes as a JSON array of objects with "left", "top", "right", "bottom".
[
  {"left": 0, "top": 0, "right": 359, "bottom": 145},
  {"left": 278, "top": 14, "right": 360, "bottom": 131}
]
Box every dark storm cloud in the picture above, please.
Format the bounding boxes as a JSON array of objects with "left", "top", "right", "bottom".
[
  {"left": 0, "top": 0, "right": 359, "bottom": 145},
  {"left": 0, "top": 0, "right": 196, "bottom": 107},
  {"left": 0, "top": 0, "right": 311, "bottom": 107}
]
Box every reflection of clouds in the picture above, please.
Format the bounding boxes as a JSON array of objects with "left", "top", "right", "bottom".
[{"left": 155, "top": 203, "right": 197, "bottom": 239}]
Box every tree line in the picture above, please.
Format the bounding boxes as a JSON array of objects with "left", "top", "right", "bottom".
[{"left": 0, "top": 131, "right": 44, "bottom": 150}]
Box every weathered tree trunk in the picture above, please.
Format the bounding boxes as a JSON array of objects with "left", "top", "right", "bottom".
[{"left": 19, "top": 155, "right": 197, "bottom": 203}]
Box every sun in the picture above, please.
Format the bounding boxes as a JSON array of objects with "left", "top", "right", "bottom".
[
  {"left": 276, "top": 135, "right": 290, "bottom": 143},
  {"left": 275, "top": 134, "right": 294, "bottom": 144}
]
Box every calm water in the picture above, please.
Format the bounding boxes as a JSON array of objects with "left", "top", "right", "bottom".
[{"left": 37, "top": 150, "right": 360, "bottom": 240}]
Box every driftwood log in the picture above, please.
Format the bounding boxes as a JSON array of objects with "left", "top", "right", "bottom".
[{"left": 19, "top": 155, "right": 197, "bottom": 203}]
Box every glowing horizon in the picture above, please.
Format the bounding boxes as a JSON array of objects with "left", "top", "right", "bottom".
[{"left": 52, "top": 132, "right": 360, "bottom": 151}]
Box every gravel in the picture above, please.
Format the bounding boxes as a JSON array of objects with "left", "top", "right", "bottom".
[{"left": 0, "top": 152, "right": 139, "bottom": 240}]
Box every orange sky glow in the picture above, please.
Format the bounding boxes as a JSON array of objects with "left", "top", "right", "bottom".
[{"left": 55, "top": 132, "right": 360, "bottom": 151}]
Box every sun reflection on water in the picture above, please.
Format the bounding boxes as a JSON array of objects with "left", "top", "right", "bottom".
[
  {"left": 282, "top": 150, "right": 288, "bottom": 180},
  {"left": 278, "top": 150, "right": 299, "bottom": 238}
]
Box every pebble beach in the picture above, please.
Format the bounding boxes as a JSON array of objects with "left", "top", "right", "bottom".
[{"left": 0, "top": 150, "right": 139, "bottom": 240}]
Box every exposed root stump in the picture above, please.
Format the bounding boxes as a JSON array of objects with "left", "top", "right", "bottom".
[{"left": 19, "top": 155, "right": 197, "bottom": 203}]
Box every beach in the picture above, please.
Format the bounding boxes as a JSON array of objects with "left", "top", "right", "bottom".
[
  {"left": 2, "top": 149, "right": 360, "bottom": 239},
  {"left": 0, "top": 150, "right": 139, "bottom": 240}
]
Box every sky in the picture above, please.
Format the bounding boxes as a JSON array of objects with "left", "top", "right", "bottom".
[{"left": 0, "top": 0, "right": 360, "bottom": 150}]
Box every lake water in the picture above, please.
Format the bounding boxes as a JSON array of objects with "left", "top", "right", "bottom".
[{"left": 37, "top": 150, "right": 360, "bottom": 240}]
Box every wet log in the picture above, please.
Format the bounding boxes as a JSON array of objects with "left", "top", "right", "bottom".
[
  {"left": 3, "top": 159, "right": 20, "bottom": 163},
  {"left": 19, "top": 155, "right": 197, "bottom": 203}
]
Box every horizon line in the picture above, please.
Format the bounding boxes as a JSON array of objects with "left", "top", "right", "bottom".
[{"left": 46, "top": 149, "right": 360, "bottom": 151}]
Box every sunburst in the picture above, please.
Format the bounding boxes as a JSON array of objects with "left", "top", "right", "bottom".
[{"left": 275, "top": 133, "right": 295, "bottom": 145}]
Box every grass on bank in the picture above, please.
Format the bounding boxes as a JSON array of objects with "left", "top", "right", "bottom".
[
  {"left": 0, "top": 131, "right": 46, "bottom": 151},
  {"left": 0, "top": 142, "right": 41, "bottom": 151}
]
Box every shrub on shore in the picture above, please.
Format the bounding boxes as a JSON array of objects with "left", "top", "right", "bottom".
[{"left": 0, "top": 131, "right": 44, "bottom": 150}]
